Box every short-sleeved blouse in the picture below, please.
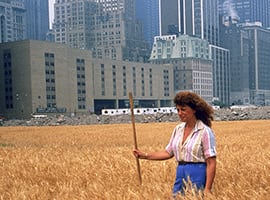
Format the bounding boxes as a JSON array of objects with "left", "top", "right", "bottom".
[{"left": 165, "top": 120, "right": 217, "bottom": 162}]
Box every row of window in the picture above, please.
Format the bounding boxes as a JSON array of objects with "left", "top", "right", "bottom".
[
  {"left": 163, "top": 70, "right": 170, "bottom": 96},
  {"left": 76, "top": 58, "right": 86, "bottom": 110},
  {"left": 45, "top": 53, "right": 57, "bottom": 108},
  {"left": 4, "top": 51, "right": 13, "bottom": 109},
  {"left": 100, "top": 65, "right": 156, "bottom": 97},
  {"left": 122, "top": 66, "right": 127, "bottom": 96},
  {"left": 193, "top": 84, "right": 212, "bottom": 90}
]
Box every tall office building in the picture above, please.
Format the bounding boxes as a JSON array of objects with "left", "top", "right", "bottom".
[
  {"left": 220, "top": 19, "right": 250, "bottom": 105},
  {"left": 53, "top": 0, "right": 93, "bottom": 49},
  {"left": 53, "top": 0, "right": 149, "bottom": 62},
  {"left": 135, "top": 0, "right": 159, "bottom": 48},
  {"left": 24, "top": 0, "right": 49, "bottom": 41},
  {"left": 209, "top": 45, "right": 230, "bottom": 105},
  {"left": 221, "top": 19, "right": 270, "bottom": 106},
  {"left": 159, "top": 0, "right": 178, "bottom": 36},
  {"left": 0, "top": 0, "right": 26, "bottom": 43},
  {"left": 159, "top": 0, "right": 230, "bottom": 105},
  {"left": 159, "top": 0, "right": 219, "bottom": 46},
  {"left": 219, "top": 0, "right": 270, "bottom": 28},
  {"left": 242, "top": 24, "right": 270, "bottom": 105},
  {"left": 91, "top": 0, "right": 149, "bottom": 62},
  {"left": 219, "top": 0, "right": 270, "bottom": 105}
]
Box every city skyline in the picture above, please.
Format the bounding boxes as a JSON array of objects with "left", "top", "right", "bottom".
[{"left": 1, "top": 0, "right": 270, "bottom": 119}]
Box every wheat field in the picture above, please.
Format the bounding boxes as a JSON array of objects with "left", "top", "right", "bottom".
[{"left": 0, "top": 120, "right": 269, "bottom": 200}]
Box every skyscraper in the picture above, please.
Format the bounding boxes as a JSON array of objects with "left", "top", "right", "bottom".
[
  {"left": 159, "top": 0, "right": 219, "bottom": 46},
  {"left": 159, "top": 0, "right": 178, "bottom": 36},
  {"left": 53, "top": 0, "right": 93, "bottom": 50},
  {"left": 53, "top": 0, "right": 149, "bottom": 62},
  {"left": 0, "top": 0, "right": 26, "bottom": 43},
  {"left": 220, "top": 19, "right": 250, "bottom": 105},
  {"left": 24, "top": 0, "right": 50, "bottom": 41},
  {"left": 159, "top": 0, "right": 230, "bottom": 105},
  {"left": 135, "top": 0, "right": 159, "bottom": 48},
  {"left": 219, "top": 0, "right": 270, "bottom": 28},
  {"left": 218, "top": 0, "right": 270, "bottom": 105},
  {"left": 245, "top": 25, "right": 270, "bottom": 105}
]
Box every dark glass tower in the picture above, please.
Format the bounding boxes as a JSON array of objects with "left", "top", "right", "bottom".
[
  {"left": 135, "top": 0, "right": 159, "bottom": 48},
  {"left": 24, "top": 0, "right": 49, "bottom": 40},
  {"left": 159, "top": 0, "right": 179, "bottom": 35}
]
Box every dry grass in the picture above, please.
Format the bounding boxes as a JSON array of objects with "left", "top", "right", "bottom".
[{"left": 0, "top": 120, "right": 269, "bottom": 200}]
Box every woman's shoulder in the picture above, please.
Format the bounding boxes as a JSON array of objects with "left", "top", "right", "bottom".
[
  {"left": 174, "top": 122, "right": 185, "bottom": 131},
  {"left": 196, "top": 120, "right": 213, "bottom": 131},
  {"left": 196, "top": 120, "right": 215, "bottom": 137}
]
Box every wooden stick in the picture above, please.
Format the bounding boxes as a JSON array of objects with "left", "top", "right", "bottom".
[{"left": 129, "top": 92, "right": 142, "bottom": 184}]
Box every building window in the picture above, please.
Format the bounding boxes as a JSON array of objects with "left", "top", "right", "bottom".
[
  {"left": 141, "top": 68, "right": 145, "bottom": 96},
  {"left": 122, "top": 66, "right": 127, "bottom": 96},
  {"left": 163, "top": 70, "right": 170, "bottom": 96},
  {"left": 112, "top": 65, "right": 117, "bottom": 96},
  {"left": 132, "top": 67, "right": 136, "bottom": 96},
  {"left": 149, "top": 68, "right": 153, "bottom": 96}
]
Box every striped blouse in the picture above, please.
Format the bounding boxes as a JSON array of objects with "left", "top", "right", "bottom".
[{"left": 165, "top": 120, "right": 217, "bottom": 162}]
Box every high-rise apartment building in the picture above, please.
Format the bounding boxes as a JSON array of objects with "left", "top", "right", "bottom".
[
  {"left": 219, "top": 0, "right": 270, "bottom": 28},
  {"left": 159, "top": 0, "right": 219, "bottom": 46},
  {"left": 0, "top": 0, "right": 26, "bottom": 43},
  {"left": 24, "top": 0, "right": 49, "bottom": 40},
  {"left": 135, "top": 0, "right": 159, "bottom": 48},
  {"left": 53, "top": 0, "right": 149, "bottom": 62}
]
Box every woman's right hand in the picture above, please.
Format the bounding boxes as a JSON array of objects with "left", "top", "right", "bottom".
[{"left": 133, "top": 149, "right": 148, "bottom": 159}]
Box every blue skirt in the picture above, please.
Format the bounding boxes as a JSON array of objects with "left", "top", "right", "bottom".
[{"left": 173, "top": 162, "right": 206, "bottom": 195}]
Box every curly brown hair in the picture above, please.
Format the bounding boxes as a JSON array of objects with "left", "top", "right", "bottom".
[{"left": 173, "top": 91, "right": 214, "bottom": 127}]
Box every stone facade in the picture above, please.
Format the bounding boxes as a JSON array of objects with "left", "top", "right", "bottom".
[{"left": 0, "top": 40, "right": 174, "bottom": 119}]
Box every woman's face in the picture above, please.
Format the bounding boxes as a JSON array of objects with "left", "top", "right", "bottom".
[{"left": 176, "top": 104, "right": 196, "bottom": 122}]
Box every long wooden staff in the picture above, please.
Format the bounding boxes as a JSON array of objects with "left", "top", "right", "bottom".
[{"left": 129, "top": 92, "right": 142, "bottom": 184}]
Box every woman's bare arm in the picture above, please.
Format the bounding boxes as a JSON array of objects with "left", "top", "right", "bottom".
[
  {"left": 133, "top": 149, "right": 173, "bottom": 160},
  {"left": 204, "top": 156, "right": 216, "bottom": 193}
]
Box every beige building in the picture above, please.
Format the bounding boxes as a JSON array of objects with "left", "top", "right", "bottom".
[
  {"left": 0, "top": 40, "right": 174, "bottom": 119},
  {"left": 150, "top": 35, "right": 213, "bottom": 103}
]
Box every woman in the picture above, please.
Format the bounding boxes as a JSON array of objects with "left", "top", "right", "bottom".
[{"left": 133, "top": 91, "right": 217, "bottom": 196}]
